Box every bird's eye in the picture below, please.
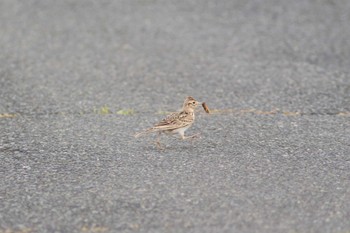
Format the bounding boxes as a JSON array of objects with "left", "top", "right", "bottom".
[{"left": 192, "top": 102, "right": 196, "bottom": 104}]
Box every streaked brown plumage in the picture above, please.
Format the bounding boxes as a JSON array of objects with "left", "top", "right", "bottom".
[{"left": 134, "top": 96, "right": 201, "bottom": 140}]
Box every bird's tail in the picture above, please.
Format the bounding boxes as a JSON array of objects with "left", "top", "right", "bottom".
[{"left": 134, "top": 128, "right": 158, "bottom": 138}]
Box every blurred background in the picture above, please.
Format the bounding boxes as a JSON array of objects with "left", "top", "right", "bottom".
[{"left": 1, "top": 0, "right": 349, "bottom": 115}]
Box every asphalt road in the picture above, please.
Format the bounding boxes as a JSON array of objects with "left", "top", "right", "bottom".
[{"left": 1, "top": 1, "right": 350, "bottom": 232}]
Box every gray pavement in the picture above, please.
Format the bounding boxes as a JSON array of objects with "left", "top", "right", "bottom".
[{"left": 1, "top": 0, "right": 350, "bottom": 232}]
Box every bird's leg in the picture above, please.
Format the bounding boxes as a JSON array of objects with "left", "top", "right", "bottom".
[
  {"left": 186, "top": 133, "right": 201, "bottom": 140},
  {"left": 180, "top": 132, "right": 201, "bottom": 140},
  {"left": 154, "top": 132, "right": 165, "bottom": 150}
]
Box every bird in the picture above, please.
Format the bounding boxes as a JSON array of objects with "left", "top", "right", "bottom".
[{"left": 134, "top": 96, "right": 202, "bottom": 148}]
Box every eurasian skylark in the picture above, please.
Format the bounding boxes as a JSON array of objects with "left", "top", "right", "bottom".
[{"left": 134, "top": 96, "right": 202, "bottom": 145}]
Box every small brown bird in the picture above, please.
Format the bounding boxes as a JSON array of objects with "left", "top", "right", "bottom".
[{"left": 134, "top": 96, "right": 202, "bottom": 147}]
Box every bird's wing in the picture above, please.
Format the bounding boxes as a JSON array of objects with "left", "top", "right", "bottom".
[
  {"left": 153, "top": 111, "right": 192, "bottom": 130},
  {"left": 134, "top": 111, "right": 193, "bottom": 137}
]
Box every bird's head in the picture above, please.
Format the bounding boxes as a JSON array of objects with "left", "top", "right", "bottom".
[{"left": 183, "top": 96, "right": 201, "bottom": 110}]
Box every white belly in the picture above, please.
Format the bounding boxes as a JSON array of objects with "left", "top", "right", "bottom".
[{"left": 173, "top": 125, "right": 191, "bottom": 136}]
